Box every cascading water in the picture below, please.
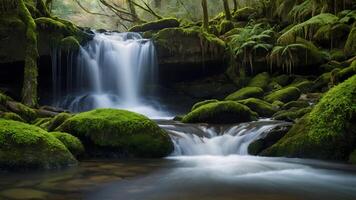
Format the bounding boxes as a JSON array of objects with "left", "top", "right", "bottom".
[
  {"left": 51, "top": 31, "right": 168, "bottom": 118},
  {"left": 160, "top": 119, "right": 290, "bottom": 156}
]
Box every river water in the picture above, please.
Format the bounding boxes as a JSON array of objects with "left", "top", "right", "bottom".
[{"left": 1, "top": 120, "right": 356, "bottom": 200}]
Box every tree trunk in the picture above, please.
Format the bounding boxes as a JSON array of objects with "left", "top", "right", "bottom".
[
  {"left": 19, "top": 0, "right": 39, "bottom": 107},
  {"left": 201, "top": 0, "right": 209, "bottom": 31},
  {"left": 222, "top": 0, "right": 232, "bottom": 20},
  {"left": 232, "top": 0, "right": 239, "bottom": 11}
]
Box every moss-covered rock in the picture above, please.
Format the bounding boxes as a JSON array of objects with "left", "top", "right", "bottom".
[
  {"left": 345, "top": 27, "right": 356, "bottom": 57},
  {"left": 336, "top": 60, "right": 356, "bottom": 82},
  {"left": 60, "top": 36, "right": 80, "bottom": 51},
  {"left": 0, "top": 119, "right": 77, "bottom": 170},
  {"left": 248, "top": 72, "right": 270, "bottom": 90},
  {"left": 264, "top": 87, "right": 301, "bottom": 103},
  {"left": 191, "top": 99, "right": 219, "bottom": 111},
  {"left": 129, "top": 18, "right": 180, "bottom": 32},
  {"left": 313, "top": 72, "right": 332, "bottom": 91},
  {"left": 225, "top": 87, "right": 264, "bottom": 101},
  {"left": 152, "top": 27, "right": 226, "bottom": 82},
  {"left": 288, "top": 80, "right": 314, "bottom": 93},
  {"left": 349, "top": 150, "right": 356, "bottom": 165},
  {"left": 238, "top": 98, "right": 277, "bottom": 117},
  {"left": 0, "top": 112, "right": 25, "bottom": 122},
  {"left": 182, "top": 101, "right": 258, "bottom": 124},
  {"left": 272, "top": 100, "right": 284, "bottom": 108},
  {"left": 33, "top": 117, "right": 51, "bottom": 128},
  {"left": 50, "top": 132, "right": 84, "bottom": 157},
  {"left": 273, "top": 74, "right": 291, "bottom": 87},
  {"left": 57, "top": 109, "right": 173, "bottom": 158},
  {"left": 273, "top": 107, "right": 312, "bottom": 121},
  {"left": 232, "top": 7, "right": 258, "bottom": 21},
  {"left": 248, "top": 124, "right": 292, "bottom": 155},
  {"left": 262, "top": 75, "right": 356, "bottom": 160},
  {"left": 282, "top": 100, "right": 310, "bottom": 110},
  {"left": 219, "top": 20, "right": 234, "bottom": 34}
]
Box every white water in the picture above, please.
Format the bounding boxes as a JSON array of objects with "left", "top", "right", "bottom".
[
  {"left": 90, "top": 120, "right": 356, "bottom": 200},
  {"left": 161, "top": 119, "right": 287, "bottom": 156},
  {"left": 51, "top": 32, "right": 169, "bottom": 118}
]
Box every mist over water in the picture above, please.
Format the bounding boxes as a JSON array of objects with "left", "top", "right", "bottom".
[{"left": 51, "top": 32, "right": 170, "bottom": 118}]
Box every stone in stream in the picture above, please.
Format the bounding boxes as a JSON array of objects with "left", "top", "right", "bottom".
[{"left": 57, "top": 108, "right": 173, "bottom": 158}]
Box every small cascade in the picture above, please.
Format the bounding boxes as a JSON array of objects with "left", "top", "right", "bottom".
[
  {"left": 51, "top": 31, "right": 167, "bottom": 117},
  {"left": 159, "top": 120, "right": 291, "bottom": 156}
]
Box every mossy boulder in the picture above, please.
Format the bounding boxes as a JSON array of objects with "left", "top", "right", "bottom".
[
  {"left": 219, "top": 20, "right": 234, "bottom": 34},
  {"left": 273, "top": 74, "right": 291, "bottom": 87},
  {"left": 288, "top": 80, "right": 314, "bottom": 93},
  {"left": 233, "top": 7, "right": 257, "bottom": 21},
  {"left": 272, "top": 107, "right": 312, "bottom": 121},
  {"left": 0, "top": 119, "right": 77, "bottom": 170},
  {"left": 264, "top": 87, "right": 301, "bottom": 103},
  {"left": 248, "top": 124, "right": 292, "bottom": 155},
  {"left": 50, "top": 132, "right": 84, "bottom": 157},
  {"left": 191, "top": 99, "right": 219, "bottom": 111},
  {"left": 248, "top": 72, "right": 271, "bottom": 90},
  {"left": 60, "top": 36, "right": 80, "bottom": 51},
  {"left": 349, "top": 150, "right": 356, "bottom": 165},
  {"left": 313, "top": 72, "right": 331, "bottom": 91},
  {"left": 336, "top": 60, "right": 356, "bottom": 82},
  {"left": 345, "top": 27, "right": 356, "bottom": 57},
  {"left": 225, "top": 87, "right": 264, "bottom": 101},
  {"left": 182, "top": 101, "right": 258, "bottom": 124},
  {"left": 57, "top": 109, "right": 173, "bottom": 158},
  {"left": 262, "top": 75, "right": 356, "bottom": 160},
  {"left": 129, "top": 18, "right": 180, "bottom": 32},
  {"left": 282, "top": 100, "right": 310, "bottom": 110},
  {"left": 0, "top": 112, "right": 25, "bottom": 122},
  {"left": 238, "top": 98, "right": 277, "bottom": 117}
]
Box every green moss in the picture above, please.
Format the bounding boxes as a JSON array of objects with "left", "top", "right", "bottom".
[
  {"left": 273, "top": 107, "right": 312, "bottom": 121},
  {"left": 248, "top": 72, "right": 271, "bottom": 90},
  {"left": 60, "top": 36, "right": 80, "bottom": 51},
  {"left": 0, "top": 119, "right": 77, "bottom": 170},
  {"left": 278, "top": 13, "right": 339, "bottom": 44},
  {"left": 191, "top": 99, "right": 219, "bottom": 111},
  {"left": 313, "top": 72, "right": 332, "bottom": 91},
  {"left": 273, "top": 74, "right": 291, "bottom": 87},
  {"left": 225, "top": 87, "right": 264, "bottom": 101},
  {"left": 264, "top": 87, "right": 301, "bottom": 103},
  {"left": 272, "top": 100, "right": 284, "bottom": 108},
  {"left": 32, "top": 117, "right": 51, "bottom": 127},
  {"left": 0, "top": 112, "right": 25, "bottom": 122},
  {"left": 283, "top": 100, "right": 310, "bottom": 110},
  {"left": 6, "top": 101, "right": 37, "bottom": 122},
  {"left": 182, "top": 101, "right": 258, "bottom": 124},
  {"left": 50, "top": 132, "right": 84, "bottom": 157},
  {"left": 336, "top": 60, "right": 356, "bottom": 82},
  {"left": 232, "top": 7, "right": 257, "bottom": 21},
  {"left": 330, "top": 49, "right": 347, "bottom": 61},
  {"left": 345, "top": 27, "right": 356, "bottom": 57},
  {"left": 0, "top": 92, "right": 11, "bottom": 104},
  {"left": 219, "top": 20, "right": 234, "bottom": 34},
  {"left": 288, "top": 80, "right": 314, "bottom": 93},
  {"left": 129, "top": 18, "right": 180, "bottom": 32},
  {"left": 57, "top": 109, "right": 173, "bottom": 158},
  {"left": 238, "top": 98, "right": 277, "bottom": 117},
  {"left": 47, "top": 113, "right": 72, "bottom": 132},
  {"left": 349, "top": 150, "right": 356, "bottom": 165},
  {"left": 263, "top": 75, "right": 356, "bottom": 160}
]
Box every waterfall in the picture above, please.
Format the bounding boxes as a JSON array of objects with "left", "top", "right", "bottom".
[
  {"left": 51, "top": 32, "right": 168, "bottom": 117},
  {"left": 160, "top": 120, "right": 291, "bottom": 156}
]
